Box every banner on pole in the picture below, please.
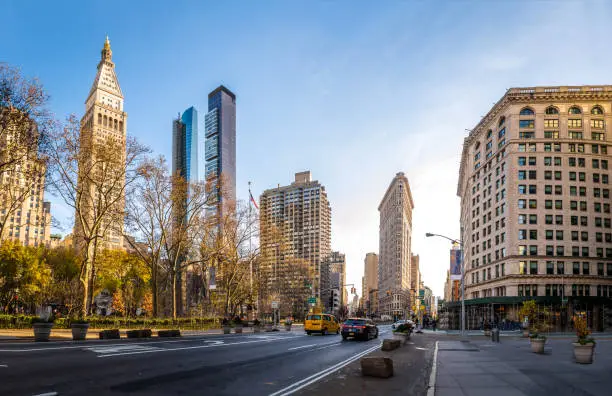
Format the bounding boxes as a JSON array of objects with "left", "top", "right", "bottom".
[{"left": 450, "top": 249, "right": 462, "bottom": 280}]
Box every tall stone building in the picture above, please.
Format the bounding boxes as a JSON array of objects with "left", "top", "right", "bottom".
[
  {"left": 322, "top": 251, "right": 346, "bottom": 313},
  {"left": 410, "top": 254, "right": 421, "bottom": 312},
  {"left": 378, "top": 172, "right": 414, "bottom": 320},
  {"left": 74, "top": 37, "right": 127, "bottom": 250},
  {"left": 259, "top": 171, "right": 332, "bottom": 316},
  {"left": 0, "top": 112, "right": 51, "bottom": 247},
  {"left": 362, "top": 252, "right": 378, "bottom": 315},
  {"left": 458, "top": 85, "right": 612, "bottom": 331}
]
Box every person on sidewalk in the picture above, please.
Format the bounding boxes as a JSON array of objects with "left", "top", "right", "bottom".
[{"left": 432, "top": 319, "right": 437, "bottom": 332}]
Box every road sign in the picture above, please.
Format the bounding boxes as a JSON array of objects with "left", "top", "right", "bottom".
[
  {"left": 271, "top": 301, "right": 279, "bottom": 309},
  {"left": 308, "top": 297, "right": 317, "bottom": 304}
]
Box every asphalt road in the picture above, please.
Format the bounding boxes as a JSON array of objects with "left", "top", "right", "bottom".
[{"left": 0, "top": 325, "right": 394, "bottom": 396}]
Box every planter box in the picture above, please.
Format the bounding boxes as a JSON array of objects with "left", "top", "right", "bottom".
[
  {"left": 234, "top": 324, "right": 243, "bottom": 334},
  {"left": 222, "top": 326, "right": 231, "bottom": 334},
  {"left": 99, "top": 329, "right": 121, "bottom": 339},
  {"left": 126, "top": 329, "right": 152, "bottom": 339},
  {"left": 33, "top": 322, "right": 54, "bottom": 342},
  {"left": 392, "top": 332, "right": 408, "bottom": 344},
  {"left": 71, "top": 323, "right": 90, "bottom": 341},
  {"left": 573, "top": 342, "right": 595, "bottom": 364},
  {"left": 530, "top": 338, "right": 546, "bottom": 354},
  {"left": 158, "top": 329, "right": 181, "bottom": 338}
]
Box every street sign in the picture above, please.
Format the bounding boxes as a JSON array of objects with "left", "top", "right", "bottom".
[
  {"left": 308, "top": 297, "right": 316, "bottom": 304},
  {"left": 271, "top": 301, "right": 279, "bottom": 309}
]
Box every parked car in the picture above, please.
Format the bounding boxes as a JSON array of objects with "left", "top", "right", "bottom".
[
  {"left": 341, "top": 318, "right": 378, "bottom": 341},
  {"left": 392, "top": 319, "right": 415, "bottom": 330}
]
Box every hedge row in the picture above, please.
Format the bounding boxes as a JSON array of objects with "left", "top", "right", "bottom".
[{"left": 0, "top": 315, "right": 221, "bottom": 330}]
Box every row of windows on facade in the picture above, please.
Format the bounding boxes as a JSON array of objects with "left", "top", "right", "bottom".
[
  {"left": 518, "top": 245, "right": 612, "bottom": 258},
  {"left": 470, "top": 261, "right": 612, "bottom": 285},
  {"left": 518, "top": 156, "right": 609, "bottom": 169},
  {"left": 520, "top": 229, "right": 612, "bottom": 242},
  {"left": 97, "top": 113, "right": 124, "bottom": 132},
  {"left": 474, "top": 141, "right": 609, "bottom": 171},
  {"left": 517, "top": 198, "right": 610, "bottom": 212},
  {"left": 517, "top": 260, "right": 612, "bottom": 276},
  {"left": 515, "top": 284, "right": 612, "bottom": 298},
  {"left": 516, "top": 118, "right": 605, "bottom": 130}
]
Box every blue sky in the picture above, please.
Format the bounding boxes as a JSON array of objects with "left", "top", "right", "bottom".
[{"left": 3, "top": 0, "right": 612, "bottom": 297}]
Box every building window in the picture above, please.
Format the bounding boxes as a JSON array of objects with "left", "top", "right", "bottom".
[
  {"left": 556, "top": 215, "right": 563, "bottom": 225},
  {"left": 520, "top": 107, "right": 535, "bottom": 116},
  {"left": 557, "top": 261, "right": 565, "bottom": 275},
  {"left": 591, "top": 106, "right": 604, "bottom": 115},
  {"left": 547, "top": 262, "right": 555, "bottom": 275},
  {"left": 518, "top": 157, "right": 526, "bottom": 166},
  {"left": 544, "top": 131, "right": 559, "bottom": 139},
  {"left": 592, "top": 132, "right": 605, "bottom": 141},
  {"left": 583, "top": 262, "right": 590, "bottom": 275},
  {"left": 529, "top": 214, "right": 537, "bottom": 224},
  {"left": 569, "top": 106, "right": 582, "bottom": 114},
  {"left": 519, "top": 120, "right": 535, "bottom": 128},
  {"left": 569, "top": 131, "right": 583, "bottom": 139},
  {"left": 591, "top": 119, "right": 604, "bottom": 129},
  {"left": 573, "top": 262, "right": 580, "bottom": 274}
]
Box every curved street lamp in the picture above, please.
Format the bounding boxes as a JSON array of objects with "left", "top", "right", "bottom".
[{"left": 426, "top": 232, "right": 465, "bottom": 336}]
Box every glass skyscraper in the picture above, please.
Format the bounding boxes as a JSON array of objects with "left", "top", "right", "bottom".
[
  {"left": 172, "top": 106, "right": 200, "bottom": 182},
  {"left": 204, "top": 85, "right": 236, "bottom": 206}
]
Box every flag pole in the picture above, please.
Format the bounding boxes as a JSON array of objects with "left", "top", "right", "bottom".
[{"left": 248, "top": 181, "right": 253, "bottom": 319}]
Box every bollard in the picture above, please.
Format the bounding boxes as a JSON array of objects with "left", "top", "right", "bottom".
[{"left": 491, "top": 327, "right": 500, "bottom": 343}]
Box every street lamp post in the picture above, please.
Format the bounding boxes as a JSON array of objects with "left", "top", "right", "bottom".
[{"left": 426, "top": 232, "right": 465, "bottom": 336}]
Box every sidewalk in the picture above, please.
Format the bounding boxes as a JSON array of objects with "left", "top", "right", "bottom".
[{"left": 434, "top": 338, "right": 612, "bottom": 395}]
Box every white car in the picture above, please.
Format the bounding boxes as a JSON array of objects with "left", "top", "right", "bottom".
[{"left": 391, "top": 319, "right": 415, "bottom": 330}]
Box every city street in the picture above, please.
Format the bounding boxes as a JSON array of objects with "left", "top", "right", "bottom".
[{"left": 0, "top": 325, "right": 395, "bottom": 396}]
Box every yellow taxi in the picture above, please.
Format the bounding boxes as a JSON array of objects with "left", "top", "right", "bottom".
[{"left": 305, "top": 313, "right": 340, "bottom": 335}]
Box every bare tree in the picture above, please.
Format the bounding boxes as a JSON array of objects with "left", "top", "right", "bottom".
[
  {"left": 0, "top": 64, "right": 51, "bottom": 241},
  {"left": 124, "top": 155, "right": 174, "bottom": 317},
  {"left": 159, "top": 174, "right": 211, "bottom": 319},
  {"left": 46, "top": 115, "right": 149, "bottom": 316}
]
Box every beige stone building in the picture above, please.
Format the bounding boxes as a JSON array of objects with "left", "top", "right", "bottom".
[
  {"left": 362, "top": 252, "right": 378, "bottom": 315},
  {"left": 458, "top": 85, "right": 612, "bottom": 331},
  {"left": 410, "top": 254, "right": 421, "bottom": 312},
  {"left": 378, "top": 172, "right": 414, "bottom": 320},
  {"left": 259, "top": 171, "right": 332, "bottom": 316},
  {"left": 74, "top": 37, "right": 127, "bottom": 251},
  {"left": 0, "top": 111, "right": 51, "bottom": 247}
]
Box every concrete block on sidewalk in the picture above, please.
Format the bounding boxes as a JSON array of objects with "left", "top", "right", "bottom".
[
  {"left": 360, "top": 356, "right": 394, "bottom": 378},
  {"left": 381, "top": 338, "right": 401, "bottom": 351}
]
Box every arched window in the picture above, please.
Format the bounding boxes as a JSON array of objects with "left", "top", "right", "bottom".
[
  {"left": 545, "top": 106, "right": 559, "bottom": 115},
  {"left": 98, "top": 113, "right": 102, "bottom": 124},
  {"left": 487, "top": 130, "right": 492, "bottom": 139},
  {"left": 519, "top": 107, "right": 534, "bottom": 116},
  {"left": 114, "top": 119, "right": 118, "bottom": 130},
  {"left": 119, "top": 121, "right": 123, "bottom": 132},
  {"left": 592, "top": 106, "right": 604, "bottom": 115},
  {"left": 568, "top": 106, "right": 582, "bottom": 114},
  {"left": 474, "top": 142, "right": 481, "bottom": 150},
  {"left": 103, "top": 115, "right": 108, "bottom": 126},
  {"left": 498, "top": 116, "right": 506, "bottom": 127}
]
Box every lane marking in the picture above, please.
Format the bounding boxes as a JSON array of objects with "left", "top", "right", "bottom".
[
  {"left": 426, "top": 341, "right": 439, "bottom": 396},
  {"left": 415, "top": 347, "right": 429, "bottom": 350},
  {"left": 98, "top": 337, "right": 285, "bottom": 358},
  {"left": 86, "top": 344, "right": 164, "bottom": 356},
  {"left": 311, "top": 342, "right": 341, "bottom": 351},
  {"left": 288, "top": 344, "right": 316, "bottom": 351},
  {"left": 0, "top": 364, "right": 7, "bottom": 368},
  {"left": 0, "top": 334, "right": 280, "bottom": 353},
  {"left": 33, "top": 393, "right": 58, "bottom": 396},
  {"left": 269, "top": 343, "right": 380, "bottom": 396}
]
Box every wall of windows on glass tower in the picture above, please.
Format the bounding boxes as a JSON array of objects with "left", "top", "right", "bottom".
[
  {"left": 204, "top": 85, "right": 236, "bottom": 210},
  {"left": 456, "top": 86, "right": 612, "bottom": 332}
]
